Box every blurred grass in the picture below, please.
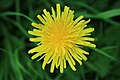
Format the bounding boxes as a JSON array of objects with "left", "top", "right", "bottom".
[{"left": 0, "top": 0, "right": 120, "bottom": 80}]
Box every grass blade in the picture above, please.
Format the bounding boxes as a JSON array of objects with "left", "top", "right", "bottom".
[
  {"left": 96, "top": 9, "right": 120, "bottom": 19},
  {"left": 0, "top": 12, "right": 34, "bottom": 22},
  {"left": 91, "top": 47, "right": 117, "bottom": 61}
]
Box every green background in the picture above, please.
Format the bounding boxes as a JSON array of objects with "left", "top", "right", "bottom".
[{"left": 0, "top": 0, "right": 120, "bottom": 80}]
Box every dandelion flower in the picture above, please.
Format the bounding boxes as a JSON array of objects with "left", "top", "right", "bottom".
[{"left": 28, "top": 4, "right": 96, "bottom": 73}]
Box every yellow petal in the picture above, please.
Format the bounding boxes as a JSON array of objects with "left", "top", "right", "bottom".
[
  {"left": 31, "top": 22, "right": 44, "bottom": 30},
  {"left": 51, "top": 7, "right": 56, "bottom": 19},
  {"left": 31, "top": 52, "right": 44, "bottom": 60},
  {"left": 37, "top": 54, "right": 46, "bottom": 61},
  {"left": 42, "top": 14, "right": 47, "bottom": 21},
  {"left": 80, "top": 37, "right": 95, "bottom": 41},
  {"left": 68, "top": 52, "right": 76, "bottom": 65},
  {"left": 75, "top": 40, "right": 96, "bottom": 47},
  {"left": 82, "top": 28, "right": 94, "bottom": 33},
  {"left": 62, "top": 6, "right": 69, "bottom": 20},
  {"left": 43, "top": 9, "right": 53, "bottom": 22},
  {"left": 74, "top": 20, "right": 85, "bottom": 29},
  {"left": 28, "top": 45, "right": 46, "bottom": 54},
  {"left": 50, "top": 59, "right": 55, "bottom": 73},
  {"left": 56, "top": 4, "right": 61, "bottom": 18},
  {"left": 66, "top": 10, "right": 74, "bottom": 25},
  {"left": 82, "top": 19, "right": 90, "bottom": 25},
  {"left": 29, "top": 37, "right": 41, "bottom": 42},
  {"left": 63, "top": 58, "right": 66, "bottom": 68},
  {"left": 69, "top": 25, "right": 86, "bottom": 35},
  {"left": 28, "top": 30, "right": 42, "bottom": 36},
  {"left": 66, "top": 52, "right": 76, "bottom": 71},
  {"left": 47, "top": 55, "right": 55, "bottom": 64},
  {"left": 75, "top": 47, "right": 89, "bottom": 55},
  {"left": 74, "top": 47, "right": 87, "bottom": 61},
  {"left": 73, "top": 15, "right": 84, "bottom": 25},
  {"left": 69, "top": 49, "right": 82, "bottom": 65},
  {"left": 42, "top": 51, "right": 53, "bottom": 69},
  {"left": 55, "top": 56, "right": 59, "bottom": 68},
  {"left": 37, "top": 15, "right": 46, "bottom": 24},
  {"left": 60, "top": 57, "right": 64, "bottom": 73},
  {"left": 80, "top": 33, "right": 91, "bottom": 36}
]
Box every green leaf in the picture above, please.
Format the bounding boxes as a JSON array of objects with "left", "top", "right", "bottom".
[
  {"left": 0, "top": 12, "right": 34, "bottom": 22},
  {"left": 91, "top": 47, "right": 117, "bottom": 61},
  {"left": 96, "top": 9, "right": 120, "bottom": 19}
]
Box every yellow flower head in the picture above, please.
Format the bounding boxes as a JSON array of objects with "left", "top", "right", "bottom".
[{"left": 28, "top": 4, "right": 96, "bottom": 73}]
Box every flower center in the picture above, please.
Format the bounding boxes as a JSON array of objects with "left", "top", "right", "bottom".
[
  {"left": 42, "top": 19, "right": 75, "bottom": 49},
  {"left": 51, "top": 27, "right": 67, "bottom": 46}
]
